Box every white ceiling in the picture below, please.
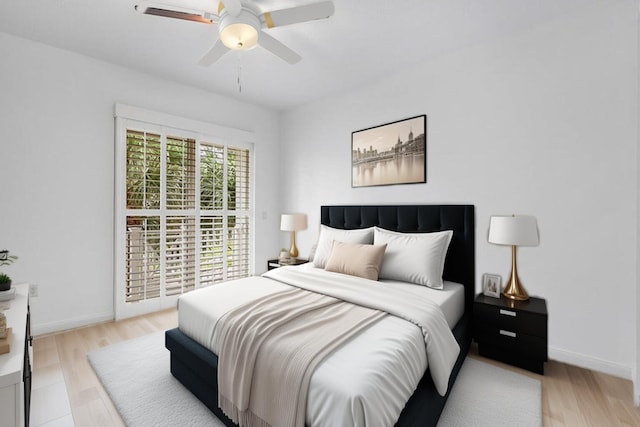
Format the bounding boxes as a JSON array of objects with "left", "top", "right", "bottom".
[{"left": 0, "top": 0, "right": 595, "bottom": 111}]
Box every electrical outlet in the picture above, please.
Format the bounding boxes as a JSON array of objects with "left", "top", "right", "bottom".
[{"left": 29, "top": 284, "right": 38, "bottom": 298}]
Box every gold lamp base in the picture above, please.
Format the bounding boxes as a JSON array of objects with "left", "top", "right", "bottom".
[
  {"left": 502, "top": 245, "right": 530, "bottom": 301},
  {"left": 289, "top": 231, "right": 299, "bottom": 258},
  {"left": 502, "top": 276, "right": 529, "bottom": 301}
]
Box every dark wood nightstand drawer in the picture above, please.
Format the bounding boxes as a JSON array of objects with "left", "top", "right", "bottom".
[
  {"left": 475, "top": 326, "right": 547, "bottom": 360},
  {"left": 474, "top": 303, "right": 547, "bottom": 338},
  {"left": 473, "top": 294, "right": 548, "bottom": 374}
]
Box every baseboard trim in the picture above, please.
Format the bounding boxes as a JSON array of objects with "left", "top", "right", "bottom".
[
  {"left": 635, "top": 368, "right": 640, "bottom": 406},
  {"left": 549, "top": 346, "right": 632, "bottom": 380},
  {"left": 32, "top": 311, "right": 114, "bottom": 336}
]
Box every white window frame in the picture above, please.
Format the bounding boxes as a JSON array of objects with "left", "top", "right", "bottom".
[{"left": 114, "top": 104, "right": 255, "bottom": 320}]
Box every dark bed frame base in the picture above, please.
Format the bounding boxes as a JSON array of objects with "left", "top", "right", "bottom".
[
  {"left": 166, "top": 205, "right": 475, "bottom": 426},
  {"left": 166, "top": 313, "right": 471, "bottom": 427}
]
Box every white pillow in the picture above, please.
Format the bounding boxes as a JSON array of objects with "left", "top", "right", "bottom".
[
  {"left": 373, "top": 227, "right": 453, "bottom": 289},
  {"left": 312, "top": 225, "right": 374, "bottom": 268}
]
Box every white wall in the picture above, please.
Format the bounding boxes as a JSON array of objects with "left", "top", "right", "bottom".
[
  {"left": 280, "top": 1, "right": 638, "bottom": 379},
  {"left": 0, "top": 33, "right": 281, "bottom": 335}
]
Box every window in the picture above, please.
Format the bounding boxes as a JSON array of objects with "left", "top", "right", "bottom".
[{"left": 114, "top": 105, "right": 254, "bottom": 319}]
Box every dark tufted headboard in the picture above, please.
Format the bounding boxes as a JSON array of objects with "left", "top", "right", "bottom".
[{"left": 320, "top": 205, "right": 475, "bottom": 312}]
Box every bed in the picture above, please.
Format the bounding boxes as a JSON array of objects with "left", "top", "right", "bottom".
[{"left": 165, "top": 204, "right": 475, "bottom": 427}]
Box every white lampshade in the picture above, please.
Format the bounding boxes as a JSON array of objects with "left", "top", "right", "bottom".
[
  {"left": 488, "top": 215, "right": 539, "bottom": 247},
  {"left": 280, "top": 214, "right": 308, "bottom": 232}
]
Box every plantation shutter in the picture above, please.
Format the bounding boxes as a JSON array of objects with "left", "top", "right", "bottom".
[
  {"left": 165, "top": 136, "right": 197, "bottom": 296},
  {"left": 199, "top": 143, "right": 251, "bottom": 284},
  {"left": 117, "top": 114, "right": 253, "bottom": 317},
  {"left": 227, "top": 147, "right": 250, "bottom": 280},
  {"left": 125, "top": 216, "right": 161, "bottom": 302},
  {"left": 125, "top": 131, "right": 162, "bottom": 303},
  {"left": 199, "top": 216, "right": 224, "bottom": 286},
  {"left": 126, "top": 130, "right": 161, "bottom": 210}
]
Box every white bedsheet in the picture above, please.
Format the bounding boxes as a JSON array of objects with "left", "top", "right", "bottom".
[
  {"left": 377, "top": 280, "right": 464, "bottom": 328},
  {"left": 178, "top": 266, "right": 464, "bottom": 427}
]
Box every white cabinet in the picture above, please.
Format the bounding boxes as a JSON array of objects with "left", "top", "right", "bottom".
[{"left": 0, "top": 284, "right": 31, "bottom": 427}]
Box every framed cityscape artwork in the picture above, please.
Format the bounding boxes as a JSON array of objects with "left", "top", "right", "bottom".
[{"left": 351, "top": 115, "right": 426, "bottom": 188}]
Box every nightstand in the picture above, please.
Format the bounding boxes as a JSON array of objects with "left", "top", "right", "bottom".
[
  {"left": 474, "top": 294, "right": 548, "bottom": 374},
  {"left": 267, "top": 258, "right": 309, "bottom": 270}
]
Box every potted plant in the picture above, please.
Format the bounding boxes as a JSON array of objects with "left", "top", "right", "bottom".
[{"left": 0, "top": 250, "right": 18, "bottom": 292}]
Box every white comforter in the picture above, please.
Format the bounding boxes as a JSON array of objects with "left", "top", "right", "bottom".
[{"left": 178, "top": 266, "right": 460, "bottom": 427}]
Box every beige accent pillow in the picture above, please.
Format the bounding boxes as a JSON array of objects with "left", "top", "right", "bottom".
[
  {"left": 312, "top": 225, "right": 375, "bottom": 268},
  {"left": 324, "top": 241, "right": 387, "bottom": 281}
]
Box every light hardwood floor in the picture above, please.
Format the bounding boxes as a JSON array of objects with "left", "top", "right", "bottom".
[{"left": 31, "top": 308, "right": 640, "bottom": 427}]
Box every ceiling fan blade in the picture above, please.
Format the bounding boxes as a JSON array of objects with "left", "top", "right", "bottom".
[
  {"left": 220, "top": 0, "right": 242, "bottom": 17},
  {"left": 135, "top": 1, "right": 217, "bottom": 24},
  {"left": 261, "top": 1, "right": 334, "bottom": 29},
  {"left": 198, "top": 39, "right": 229, "bottom": 66},
  {"left": 258, "top": 31, "right": 301, "bottom": 64}
]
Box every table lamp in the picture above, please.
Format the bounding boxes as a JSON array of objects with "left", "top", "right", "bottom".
[
  {"left": 280, "top": 213, "right": 307, "bottom": 258},
  {"left": 488, "top": 215, "right": 539, "bottom": 301}
]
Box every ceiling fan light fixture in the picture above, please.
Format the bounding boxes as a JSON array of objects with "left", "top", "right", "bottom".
[
  {"left": 219, "top": 11, "right": 260, "bottom": 51},
  {"left": 220, "top": 22, "right": 258, "bottom": 50}
]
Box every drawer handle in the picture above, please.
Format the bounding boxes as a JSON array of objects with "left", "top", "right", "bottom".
[
  {"left": 500, "top": 329, "right": 517, "bottom": 338},
  {"left": 499, "top": 309, "right": 516, "bottom": 317}
]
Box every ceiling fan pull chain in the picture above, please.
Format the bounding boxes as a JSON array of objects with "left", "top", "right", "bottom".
[{"left": 237, "top": 53, "right": 242, "bottom": 93}]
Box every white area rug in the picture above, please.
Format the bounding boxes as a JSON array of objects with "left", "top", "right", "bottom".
[
  {"left": 438, "top": 357, "right": 542, "bottom": 427},
  {"left": 88, "top": 332, "right": 541, "bottom": 427},
  {"left": 88, "top": 332, "right": 224, "bottom": 427}
]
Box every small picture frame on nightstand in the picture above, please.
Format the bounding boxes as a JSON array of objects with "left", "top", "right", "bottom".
[{"left": 482, "top": 273, "right": 502, "bottom": 298}]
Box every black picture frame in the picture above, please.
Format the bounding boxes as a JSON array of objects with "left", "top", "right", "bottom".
[{"left": 351, "top": 115, "right": 426, "bottom": 188}]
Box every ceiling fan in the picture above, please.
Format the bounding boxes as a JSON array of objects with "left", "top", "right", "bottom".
[{"left": 134, "top": 0, "right": 335, "bottom": 65}]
